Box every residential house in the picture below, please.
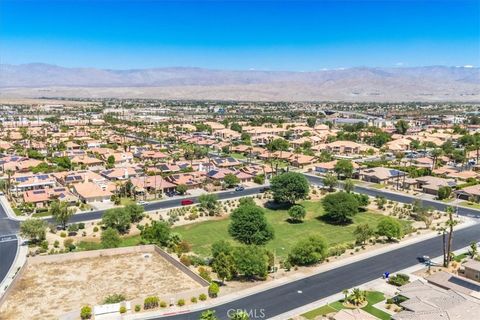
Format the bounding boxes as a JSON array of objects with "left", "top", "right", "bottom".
[
  {"left": 392, "top": 280, "right": 480, "bottom": 320},
  {"left": 358, "top": 167, "right": 406, "bottom": 184},
  {"left": 100, "top": 167, "right": 138, "bottom": 181},
  {"left": 464, "top": 260, "right": 480, "bottom": 282},
  {"left": 415, "top": 176, "right": 456, "bottom": 195},
  {"left": 23, "top": 187, "right": 77, "bottom": 208},
  {"left": 71, "top": 155, "right": 104, "bottom": 171},
  {"left": 12, "top": 173, "right": 56, "bottom": 192},
  {"left": 130, "top": 175, "right": 176, "bottom": 195},
  {"left": 73, "top": 182, "right": 112, "bottom": 203}
]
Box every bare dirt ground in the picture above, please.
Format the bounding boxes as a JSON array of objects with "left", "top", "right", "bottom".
[{"left": 0, "top": 252, "right": 202, "bottom": 320}]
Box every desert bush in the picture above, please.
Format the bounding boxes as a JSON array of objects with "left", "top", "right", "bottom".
[{"left": 144, "top": 296, "right": 159, "bottom": 309}]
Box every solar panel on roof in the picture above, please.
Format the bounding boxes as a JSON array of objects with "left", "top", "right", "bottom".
[
  {"left": 37, "top": 175, "right": 49, "bottom": 180},
  {"left": 65, "top": 176, "right": 75, "bottom": 182},
  {"left": 448, "top": 276, "right": 480, "bottom": 291},
  {"left": 33, "top": 190, "right": 45, "bottom": 194}
]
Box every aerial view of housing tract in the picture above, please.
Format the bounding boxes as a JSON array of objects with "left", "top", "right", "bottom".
[{"left": 0, "top": 0, "right": 479, "bottom": 320}]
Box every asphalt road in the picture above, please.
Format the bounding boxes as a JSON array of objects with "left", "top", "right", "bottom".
[
  {"left": 157, "top": 222, "right": 480, "bottom": 320},
  {"left": 1, "top": 174, "right": 480, "bottom": 318}
]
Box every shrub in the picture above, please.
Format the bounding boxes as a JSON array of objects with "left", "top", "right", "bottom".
[
  {"left": 63, "top": 238, "right": 76, "bottom": 251},
  {"left": 208, "top": 282, "right": 219, "bottom": 298},
  {"left": 60, "top": 232, "right": 67, "bottom": 238},
  {"left": 93, "top": 226, "right": 99, "bottom": 232},
  {"left": 78, "top": 223, "right": 85, "bottom": 229},
  {"left": 288, "top": 235, "right": 328, "bottom": 266},
  {"left": 177, "top": 299, "right": 185, "bottom": 306},
  {"left": 103, "top": 293, "right": 126, "bottom": 304},
  {"left": 328, "top": 245, "right": 346, "bottom": 257},
  {"left": 144, "top": 296, "right": 159, "bottom": 309},
  {"left": 53, "top": 240, "right": 60, "bottom": 248},
  {"left": 160, "top": 301, "right": 167, "bottom": 308},
  {"left": 134, "top": 304, "right": 141, "bottom": 312},
  {"left": 80, "top": 306, "right": 92, "bottom": 319},
  {"left": 191, "top": 297, "right": 198, "bottom": 303},
  {"left": 180, "top": 255, "right": 192, "bottom": 266},
  {"left": 389, "top": 273, "right": 410, "bottom": 286},
  {"left": 198, "top": 267, "right": 212, "bottom": 282},
  {"left": 119, "top": 306, "right": 127, "bottom": 314},
  {"left": 199, "top": 293, "right": 207, "bottom": 301}
]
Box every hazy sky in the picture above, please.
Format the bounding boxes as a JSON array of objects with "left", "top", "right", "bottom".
[{"left": 1, "top": 0, "right": 479, "bottom": 70}]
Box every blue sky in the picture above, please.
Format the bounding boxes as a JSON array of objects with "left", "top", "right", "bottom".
[{"left": 0, "top": 0, "right": 479, "bottom": 70}]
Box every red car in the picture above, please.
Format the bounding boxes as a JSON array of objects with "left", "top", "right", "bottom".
[{"left": 181, "top": 199, "right": 194, "bottom": 206}]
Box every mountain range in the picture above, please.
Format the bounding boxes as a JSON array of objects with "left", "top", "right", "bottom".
[{"left": 1, "top": 63, "right": 479, "bottom": 102}]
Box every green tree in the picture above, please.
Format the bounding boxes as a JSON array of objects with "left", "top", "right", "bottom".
[
  {"left": 223, "top": 173, "right": 240, "bottom": 188},
  {"left": 334, "top": 159, "right": 354, "bottom": 178},
  {"left": 198, "top": 194, "right": 220, "bottom": 216},
  {"left": 176, "top": 184, "right": 188, "bottom": 195},
  {"left": 377, "top": 217, "right": 403, "bottom": 241},
  {"left": 322, "top": 192, "right": 359, "bottom": 224},
  {"left": 306, "top": 117, "right": 317, "bottom": 128},
  {"left": 124, "top": 203, "right": 145, "bottom": 223},
  {"left": 101, "top": 227, "right": 121, "bottom": 248},
  {"left": 288, "top": 235, "right": 328, "bottom": 266},
  {"left": 468, "top": 241, "right": 478, "bottom": 258},
  {"left": 50, "top": 200, "right": 74, "bottom": 230},
  {"left": 102, "top": 208, "right": 132, "bottom": 233},
  {"left": 228, "top": 203, "right": 274, "bottom": 245},
  {"left": 20, "top": 218, "right": 47, "bottom": 242},
  {"left": 141, "top": 221, "right": 171, "bottom": 247},
  {"left": 270, "top": 172, "right": 309, "bottom": 204},
  {"left": 208, "top": 282, "right": 220, "bottom": 298},
  {"left": 288, "top": 205, "right": 306, "bottom": 222},
  {"left": 266, "top": 138, "right": 290, "bottom": 152},
  {"left": 353, "top": 224, "right": 373, "bottom": 244},
  {"left": 107, "top": 155, "right": 115, "bottom": 168},
  {"left": 232, "top": 245, "right": 269, "bottom": 279},
  {"left": 344, "top": 179, "right": 354, "bottom": 193},
  {"left": 211, "top": 240, "right": 233, "bottom": 259},
  {"left": 437, "top": 186, "right": 452, "bottom": 200},
  {"left": 212, "top": 252, "right": 236, "bottom": 283},
  {"left": 323, "top": 172, "right": 338, "bottom": 192},
  {"left": 394, "top": 120, "right": 410, "bottom": 135},
  {"left": 230, "top": 122, "right": 242, "bottom": 133}
]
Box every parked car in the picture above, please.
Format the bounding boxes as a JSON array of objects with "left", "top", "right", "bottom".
[
  {"left": 259, "top": 186, "right": 270, "bottom": 193},
  {"left": 235, "top": 185, "right": 245, "bottom": 192},
  {"left": 181, "top": 199, "right": 194, "bottom": 206}
]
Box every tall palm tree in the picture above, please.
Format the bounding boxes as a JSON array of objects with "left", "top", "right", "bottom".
[{"left": 445, "top": 206, "right": 458, "bottom": 266}]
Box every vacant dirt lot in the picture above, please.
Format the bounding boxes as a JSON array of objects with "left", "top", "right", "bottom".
[{"left": 0, "top": 251, "right": 202, "bottom": 320}]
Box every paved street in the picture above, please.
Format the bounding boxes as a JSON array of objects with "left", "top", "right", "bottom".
[
  {"left": 1, "top": 175, "right": 480, "bottom": 319},
  {"left": 157, "top": 223, "right": 480, "bottom": 320}
]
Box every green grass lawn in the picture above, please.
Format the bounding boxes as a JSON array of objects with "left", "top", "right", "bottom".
[
  {"left": 302, "top": 291, "right": 390, "bottom": 320},
  {"left": 454, "top": 252, "right": 469, "bottom": 263},
  {"left": 371, "top": 183, "right": 386, "bottom": 189},
  {"left": 77, "top": 234, "right": 142, "bottom": 251},
  {"left": 32, "top": 211, "right": 51, "bottom": 218},
  {"left": 229, "top": 152, "right": 247, "bottom": 160},
  {"left": 174, "top": 200, "right": 409, "bottom": 258},
  {"left": 302, "top": 304, "right": 337, "bottom": 319},
  {"left": 120, "top": 198, "right": 136, "bottom": 206},
  {"left": 460, "top": 201, "right": 480, "bottom": 210}
]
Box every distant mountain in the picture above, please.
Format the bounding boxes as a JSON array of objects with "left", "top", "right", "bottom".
[{"left": 1, "top": 63, "right": 479, "bottom": 102}]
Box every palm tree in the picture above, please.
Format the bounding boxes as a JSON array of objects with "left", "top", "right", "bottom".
[
  {"left": 342, "top": 289, "right": 349, "bottom": 302},
  {"left": 348, "top": 288, "right": 367, "bottom": 306},
  {"left": 430, "top": 148, "right": 443, "bottom": 170},
  {"left": 445, "top": 206, "right": 458, "bottom": 266}
]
